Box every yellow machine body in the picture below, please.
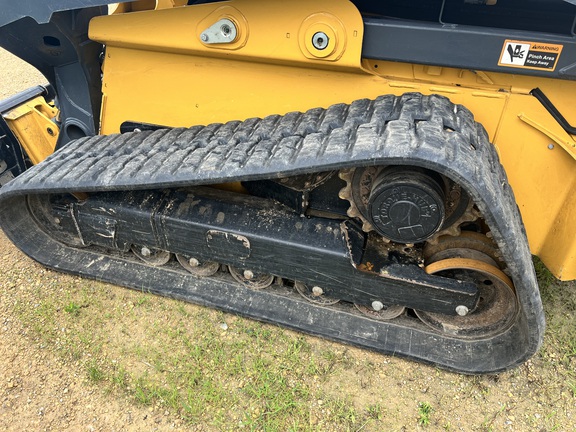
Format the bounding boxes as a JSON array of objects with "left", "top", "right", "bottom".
[
  {"left": 6, "top": 0, "right": 567, "bottom": 280},
  {"left": 2, "top": 96, "right": 59, "bottom": 165},
  {"left": 87, "top": 0, "right": 576, "bottom": 280}
]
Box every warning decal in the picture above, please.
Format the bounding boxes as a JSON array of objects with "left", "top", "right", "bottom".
[{"left": 498, "top": 40, "right": 563, "bottom": 71}]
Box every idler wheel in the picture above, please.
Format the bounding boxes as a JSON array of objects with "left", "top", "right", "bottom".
[
  {"left": 368, "top": 169, "right": 446, "bottom": 243},
  {"left": 416, "top": 257, "right": 517, "bottom": 339}
]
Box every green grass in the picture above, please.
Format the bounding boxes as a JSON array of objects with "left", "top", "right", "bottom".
[
  {"left": 366, "top": 403, "right": 383, "bottom": 420},
  {"left": 87, "top": 361, "right": 106, "bottom": 382},
  {"left": 64, "top": 301, "right": 81, "bottom": 316},
  {"left": 418, "top": 402, "right": 432, "bottom": 427},
  {"left": 14, "top": 282, "right": 367, "bottom": 429},
  {"left": 5, "top": 256, "right": 576, "bottom": 430}
]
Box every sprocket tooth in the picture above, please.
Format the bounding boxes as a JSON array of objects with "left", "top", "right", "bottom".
[
  {"left": 347, "top": 207, "right": 361, "bottom": 218},
  {"left": 338, "top": 169, "right": 365, "bottom": 221},
  {"left": 362, "top": 220, "right": 375, "bottom": 232},
  {"left": 427, "top": 200, "right": 481, "bottom": 245},
  {"left": 339, "top": 167, "right": 384, "bottom": 238}
]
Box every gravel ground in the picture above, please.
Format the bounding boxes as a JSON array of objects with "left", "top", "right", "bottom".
[
  {"left": 0, "top": 48, "right": 186, "bottom": 432},
  {"left": 0, "top": 229, "right": 193, "bottom": 431}
]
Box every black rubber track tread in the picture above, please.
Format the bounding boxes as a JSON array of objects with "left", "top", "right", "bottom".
[
  {"left": 0, "top": 94, "right": 489, "bottom": 194},
  {"left": 0, "top": 93, "right": 545, "bottom": 373}
]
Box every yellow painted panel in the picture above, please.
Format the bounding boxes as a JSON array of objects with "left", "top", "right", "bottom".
[
  {"left": 98, "top": 49, "right": 371, "bottom": 133},
  {"left": 494, "top": 94, "right": 576, "bottom": 280},
  {"left": 97, "top": 47, "right": 511, "bottom": 140},
  {"left": 90, "top": 0, "right": 576, "bottom": 279},
  {"left": 91, "top": 0, "right": 365, "bottom": 71},
  {"left": 2, "top": 96, "right": 59, "bottom": 165}
]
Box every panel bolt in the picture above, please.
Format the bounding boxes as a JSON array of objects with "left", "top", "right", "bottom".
[
  {"left": 201, "top": 33, "right": 209, "bottom": 42},
  {"left": 371, "top": 301, "right": 384, "bottom": 311},
  {"left": 312, "top": 32, "right": 329, "bottom": 50},
  {"left": 221, "top": 24, "right": 232, "bottom": 36},
  {"left": 141, "top": 247, "right": 151, "bottom": 257},
  {"left": 243, "top": 270, "right": 254, "bottom": 280},
  {"left": 312, "top": 286, "right": 324, "bottom": 296},
  {"left": 548, "top": 144, "right": 554, "bottom": 150},
  {"left": 188, "top": 258, "right": 200, "bottom": 267},
  {"left": 456, "top": 305, "right": 469, "bottom": 316}
]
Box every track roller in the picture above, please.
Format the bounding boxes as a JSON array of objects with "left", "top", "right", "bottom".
[
  {"left": 228, "top": 266, "right": 275, "bottom": 290},
  {"left": 176, "top": 254, "right": 220, "bottom": 277},
  {"left": 131, "top": 245, "right": 171, "bottom": 266},
  {"left": 294, "top": 281, "right": 340, "bottom": 305}
]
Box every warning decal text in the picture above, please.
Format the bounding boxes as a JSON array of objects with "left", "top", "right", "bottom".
[{"left": 498, "top": 40, "right": 563, "bottom": 71}]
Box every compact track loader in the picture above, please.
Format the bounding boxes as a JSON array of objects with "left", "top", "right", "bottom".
[{"left": 0, "top": 0, "right": 575, "bottom": 373}]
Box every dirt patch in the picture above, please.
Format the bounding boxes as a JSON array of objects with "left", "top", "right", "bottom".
[
  {"left": 0, "top": 49, "right": 187, "bottom": 431},
  {"left": 0, "top": 231, "right": 189, "bottom": 431}
]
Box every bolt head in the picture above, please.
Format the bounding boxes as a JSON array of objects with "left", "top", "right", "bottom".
[
  {"left": 201, "top": 33, "right": 209, "bottom": 42},
  {"left": 311, "top": 286, "right": 324, "bottom": 297},
  {"left": 371, "top": 301, "right": 384, "bottom": 311},
  {"left": 141, "top": 247, "right": 151, "bottom": 257},
  {"left": 243, "top": 270, "right": 254, "bottom": 280},
  {"left": 456, "top": 305, "right": 469, "bottom": 316},
  {"left": 188, "top": 258, "right": 200, "bottom": 267},
  {"left": 548, "top": 144, "right": 555, "bottom": 150},
  {"left": 221, "top": 24, "right": 231, "bottom": 36},
  {"left": 312, "top": 32, "right": 329, "bottom": 50}
]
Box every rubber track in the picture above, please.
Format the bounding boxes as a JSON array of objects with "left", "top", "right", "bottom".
[{"left": 0, "top": 93, "right": 545, "bottom": 373}]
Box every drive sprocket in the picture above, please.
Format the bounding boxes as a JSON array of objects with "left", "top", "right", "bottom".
[{"left": 338, "top": 167, "right": 480, "bottom": 244}]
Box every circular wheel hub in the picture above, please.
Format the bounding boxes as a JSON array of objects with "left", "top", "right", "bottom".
[
  {"left": 368, "top": 170, "right": 445, "bottom": 243},
  {"left": 354, "top": 303, "right": 405, "bottom": 321},
  {"left": 131, "top": 244, "right": 171, "bottom": 266},
  {"left": 294, "top": 281, "right": 340, "bottom": 305},
  {"left": 228, "top": 266, "right": 274, "bottom": 290},
  {"left": 176, "top": 254, "right": 220, "bottom": 277}
]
